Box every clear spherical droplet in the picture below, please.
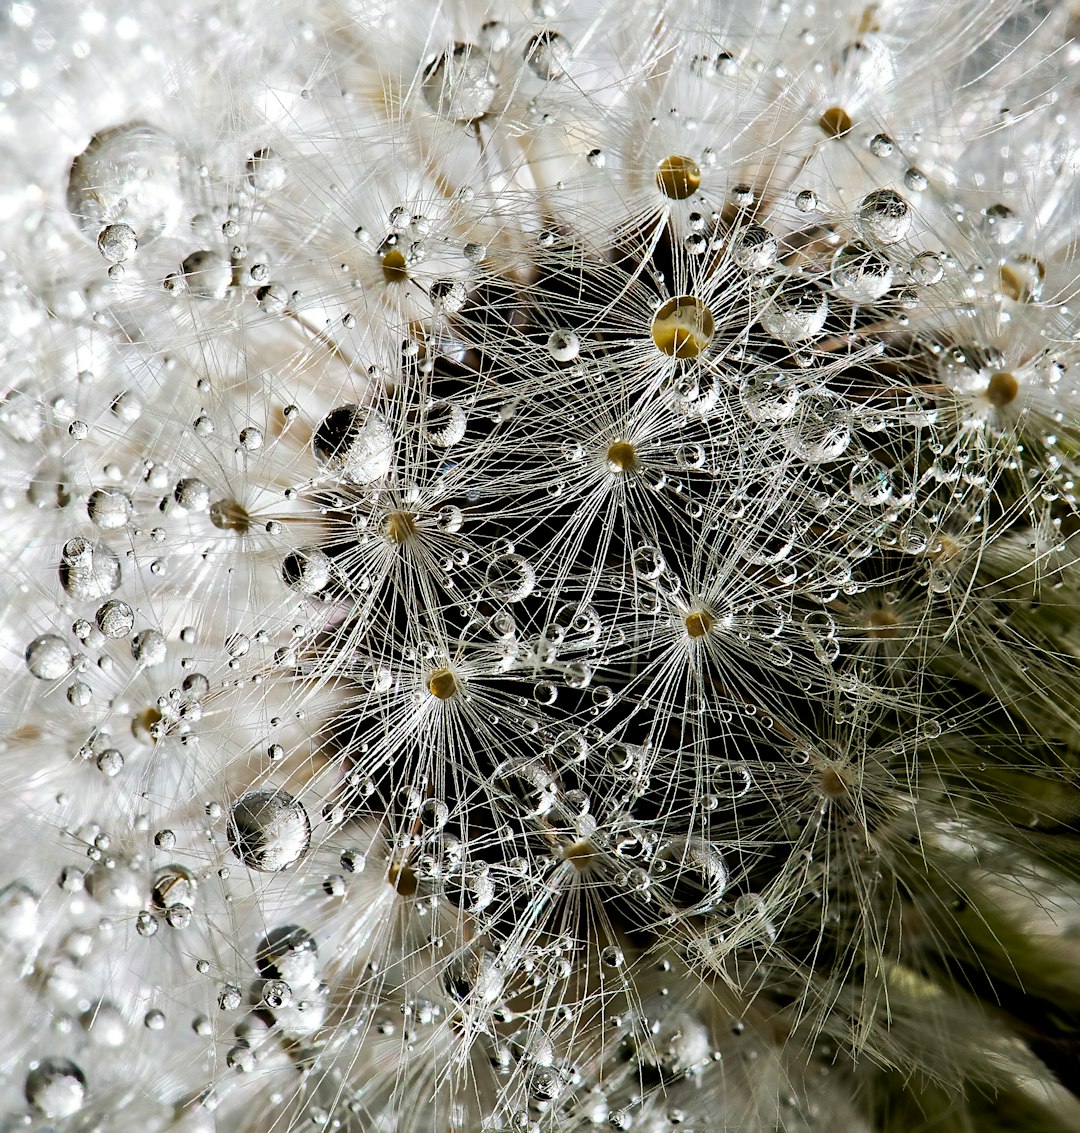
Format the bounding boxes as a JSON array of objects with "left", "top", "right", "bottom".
[
  {"left": 96, "top": 223, "right": 138, "bottom": 263},
  {"left": 525, "top": 29, "right": 571, "bottom": 80},
  {"left": 546, "top": 328, "right": 580, "bottom": 363},
  {"left": 485, "top": 553, "right": 536, "bottom": 602},
  {"left": 421, "top": 399, "right": 467, "bottom": 447},
  {"left": 831, "top": 242, "right": 893, "bottom": 303},
  {"left": 67, "top": 122, "right": 183, "bottom": 245},
  {"left": 732, "top": 225, "right": 777, "bottom": 272},
  {"left": 60, "top": 537, "right": 122, "bottom": 600},
  {"left": 256, "top": 924, "right": 319, "bottom": 986},
  {"left": 181, "top": 249, "right": 232, "bottom": 299},
  {"left": 25, "top": 1059, "right": 87, "bottom": 1120},
  {"left": 631, "top": 545, "right": 665, "bottom": 581},
  {"left": 760, "top": 279, "right": 828, "bottom": 343},
  {"left": 910, "top": 251, "right": 943, "bottom": 285},
  {"left": 858, "top": 189, "right": 910, "bottom": 244},
  {"left": 227, "top": 789, "right": 311, "bottom": 872},
  {"left": 131, "top": 628, "right": 168, "bottom": 666},
  {"left": 25, "top": 634, "right": 73, "bottom": 680},
  {"left": 422, "top": 43, "right": 499, "bottom": 122},
  {"left": 87, "top": 488, "right": 133, "bottom": 529},
  {"left": 174, "top": 477, "right": 211, "bottom": 512},
  {"left": 96, "top": 599, "right": 135, "bottom": 639},
  {"left": 281, "top": 547, "right": 331, "bottom": 595},
  {"left": 245, "top": 147, "right": 287, "bottom": 193},
  {"left": 312, "top": 405, "right": 393, "bottom": 483}
]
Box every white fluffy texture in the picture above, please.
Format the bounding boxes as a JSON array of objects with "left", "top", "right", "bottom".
[{"left": 3, "top": 1, "right": 1080, "bottom": 1132}]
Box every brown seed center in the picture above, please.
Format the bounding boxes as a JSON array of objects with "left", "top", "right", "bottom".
[
  {"left": 685, "top": 610, "right": 714, "bottom": 638},
  {"left": 985, "top": 371, "right": 1019, "bottom": 407},
  {"left": 818, "top": 106, "right": 853, "bottom": 138},
  {"left": 606, "top": 440, "right": 639, "bottom": 472},
  {"left": 427, "top": 667, "right": 458, "bottom": 700},
  {"left": 656, "top": 154, "right": 702, "bottom": 200},
  {"left": 384, "top": 510, "right": 418, "bottom": 544},
  {"left": 381, "top": 249, "right": 408, "bottom": 282}
]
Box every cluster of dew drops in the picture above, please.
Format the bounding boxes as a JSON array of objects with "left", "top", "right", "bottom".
[{"left": 3, "top": 2, "right": 1080, "bottom": 1131}]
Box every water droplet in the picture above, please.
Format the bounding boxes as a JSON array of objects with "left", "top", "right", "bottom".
[
  {"left": 714, "top": 762, "right": 753, "bottom": 799},
  {"left": 858, "top": 189, "right": 910, "bottom": 244},
  {"left": 245, "top": 147, "right": 287, "bottom": 193},
  {"left": 739, "top": 373, "right": 800, "bottom": 423},
  {"left": 437, "top": 504, "right": 463, "bottom": 533},
  {"left": 151, "top": 864, "right": 197, "bottom": 911},
  {"left": 600, "top": 945, "right": 625, "bottom": 969},
  {"left": 312, "top": 405, "right": 393, "bottom": 483},
  {"left": 87, "top": 488, "right": 132, "bottom": 529},
  {"left": 257, "top": 924, "right": 319, "bottom": 986},
  {"left": 81, "top": 1000, "right": 126, "bottom": 1047},
  {"left": 831, "top": 243, "right": 893, "bottom": 303},
  {"left": 485, "top": 553, "right": 536, "bottom": 602},
  {"left": 96, "top": 223, "right": 137, "bottom": 263},
  {"left": 422, "top": 43, "right": 499, "bottom": 122},
  {"left": 281, "top": 547, "right": 331, "bottom": 594},
  {"left": 903, "top": 167, "right": 927, "bottom": 192},
  {"left": 429, "top": 277, "right": 468, "bottom": 314},
  {"left": 547, "top": 328, "right": 580, "bottom": 362},
  {"left": 760, "top": 279, "right": 828, "bottom": 342},
  {"left": 67, "top": 122, "right": 183, "bottom": 245},
  {"left": 910, "top": 251, "right": 943, "bottom": 285},
  {"left": 181, "top": 249, "right": 232, "bottom": 299},
  {"left": 982, "top": 202, "right": 1022, "bottom": 246},
  {"left": 60, "top": 537, "right": 122, "bottom": 600},
  {"left": 784, "top": 391, "right": 851, "bottom": 461},
  {"left": 96, "top": 599, "right": 134, "bottom": 639},
  {"left": 631, "top": 545, "right": 665, "bottom": 581},
  {"left": 174, "top": 477, "right": 211, "bottom": 512},
  {"left": 732, "top": 225, "right": 777, "bottom": 272},
  {"left": 0, "top": 881, "right": 39, "bottom": 942},
  {"left": 421, "top": 399, "right": 467, "bottom": 447},
  {"left": 130, "top": 628, "right": 166, "bottom": 667},
  {"left": 25, "top": 1059, "right": 87, "bottom": 1119},
  {"left": 525, "top": 29, "right": 571, "bottom": 80},
  {"left": 649, "top": 836, "right": 728, "bottom": 913},
  {"left": 256, "top": 283, "right": 289, "bottom": 313},
  {"left": 227, "top": 789, "right": 311, "bottom": 872},
  {"left": 97, "top": 749, "right": 124, "bottom": 777},
  {"left": 849, "top": 459, "right": 894, "bottom": 504},
  {"left": 25, "top": 634, "right": 72, "bottom": 680}
]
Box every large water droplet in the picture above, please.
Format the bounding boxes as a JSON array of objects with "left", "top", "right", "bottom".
[
  {"left": 25, "top": 1059, "right": 87, "bottom": 1120},
  {"left": 858, "top": 189, "right": 910, "bottom": 244},
  {"left": 760, "top": 280, "right": 828, "bottom": 342},
  {"left": 25, "top": 634, "right": 73, "bottom": 680},
  {"left": 312, "top": 405, "right": 393, "bottom": 483},
  {"left": 831, "top": 243, "right": 893, "bottom": 303},
  {"left": 422, "top": 43, "right": 499, "bottom": 122},
  {"left": 525, "top": 30, "right": 571, "bottom": 80},
  {"left": 67, "top": 122, "right": 184, "bottom": 245},
  {"left": 59, "top": 537, "right": 122, "bottom": 600},
  {"left": 227, "top": 789, "right": 311, "bottom": 872}
]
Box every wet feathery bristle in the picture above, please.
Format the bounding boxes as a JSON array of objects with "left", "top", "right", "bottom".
[{"left": 2, "top": 2, "right": 1080, "bottom": 1131}]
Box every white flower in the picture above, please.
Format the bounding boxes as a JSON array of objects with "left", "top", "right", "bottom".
[{"left": 3, "top": 1, "right": 1080, "bottom": 1131}]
